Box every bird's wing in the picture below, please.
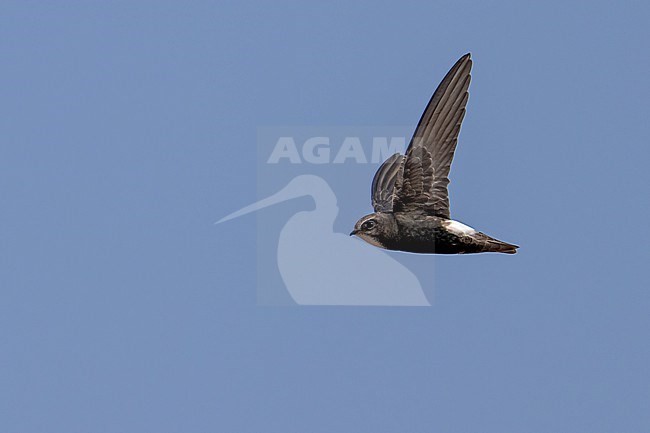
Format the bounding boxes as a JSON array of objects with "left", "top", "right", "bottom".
[
  {"left": 394, "top": 53, "right": 472, "bottom": 219},
  {"left": 371, "top": 153, "right": 405, "bottom": 212}
]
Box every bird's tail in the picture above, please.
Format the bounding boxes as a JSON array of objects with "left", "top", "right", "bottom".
[{"left": 477, "top": 233, "right": 519, "bottom": 254}]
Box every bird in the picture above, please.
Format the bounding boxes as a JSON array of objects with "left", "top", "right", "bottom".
[
  {"left": 217, "top": 175, "right": 430, "bottom": 305},
  {"left": 350, "top": 53, "right": 519, "bottom": 254}
]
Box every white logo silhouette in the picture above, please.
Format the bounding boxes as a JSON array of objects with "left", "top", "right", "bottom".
[{"left": 218, "top": 175, "right": 429, "bottom": 306}]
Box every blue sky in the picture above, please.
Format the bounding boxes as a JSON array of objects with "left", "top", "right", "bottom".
[{"left": 1, "top": 1, "right": 649, "bottom": 432}]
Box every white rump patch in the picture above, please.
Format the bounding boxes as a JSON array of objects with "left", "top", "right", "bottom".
[{"left": 444, "top": 219, "right": 477, "bottom": 235}]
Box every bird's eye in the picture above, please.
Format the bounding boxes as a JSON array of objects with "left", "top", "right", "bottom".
[{"left": 362, "top": 220, "right": 376, "bottom": 231}]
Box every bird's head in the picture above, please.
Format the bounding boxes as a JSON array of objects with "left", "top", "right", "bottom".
[{"left": 350, "top": 212, "right": 395, "bottom": 249}]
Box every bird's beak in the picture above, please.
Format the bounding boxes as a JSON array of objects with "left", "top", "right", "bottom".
[{"left": 349, "top": 229, "right": 358, "bottom": 236}]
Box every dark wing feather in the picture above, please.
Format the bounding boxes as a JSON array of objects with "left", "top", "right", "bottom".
[
  {"left": 396, "top": 147, "right": 434, "bottom": 210},
  {"left": 395, "top": 53, "right": 472, "bottom": 218},
  {"left": 371, "top": 153, "right": 405, "bottom": 212}
]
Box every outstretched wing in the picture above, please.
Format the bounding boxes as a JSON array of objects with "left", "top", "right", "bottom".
[
  {"left": 371, "top": 153, "right": 405, "bottom": 212},
  {"left": 395, "top": 53, "right": 472, "bottom": 219}
]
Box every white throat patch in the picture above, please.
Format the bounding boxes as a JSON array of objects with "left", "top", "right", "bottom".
[{"left": 355, "top": 233, "right": 387, "bottom": 249}]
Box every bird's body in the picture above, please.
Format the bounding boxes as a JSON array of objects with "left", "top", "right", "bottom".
[
  {"left": 354, "top": 212, "right": 517, "bottom": 254},
  {"left": 351, "top": 53, "right": 519, "bottom": 255}
]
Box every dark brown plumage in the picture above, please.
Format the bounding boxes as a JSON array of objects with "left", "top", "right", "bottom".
[{"left": 351, "top": 53, "right": 518, "bottom": 254}]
